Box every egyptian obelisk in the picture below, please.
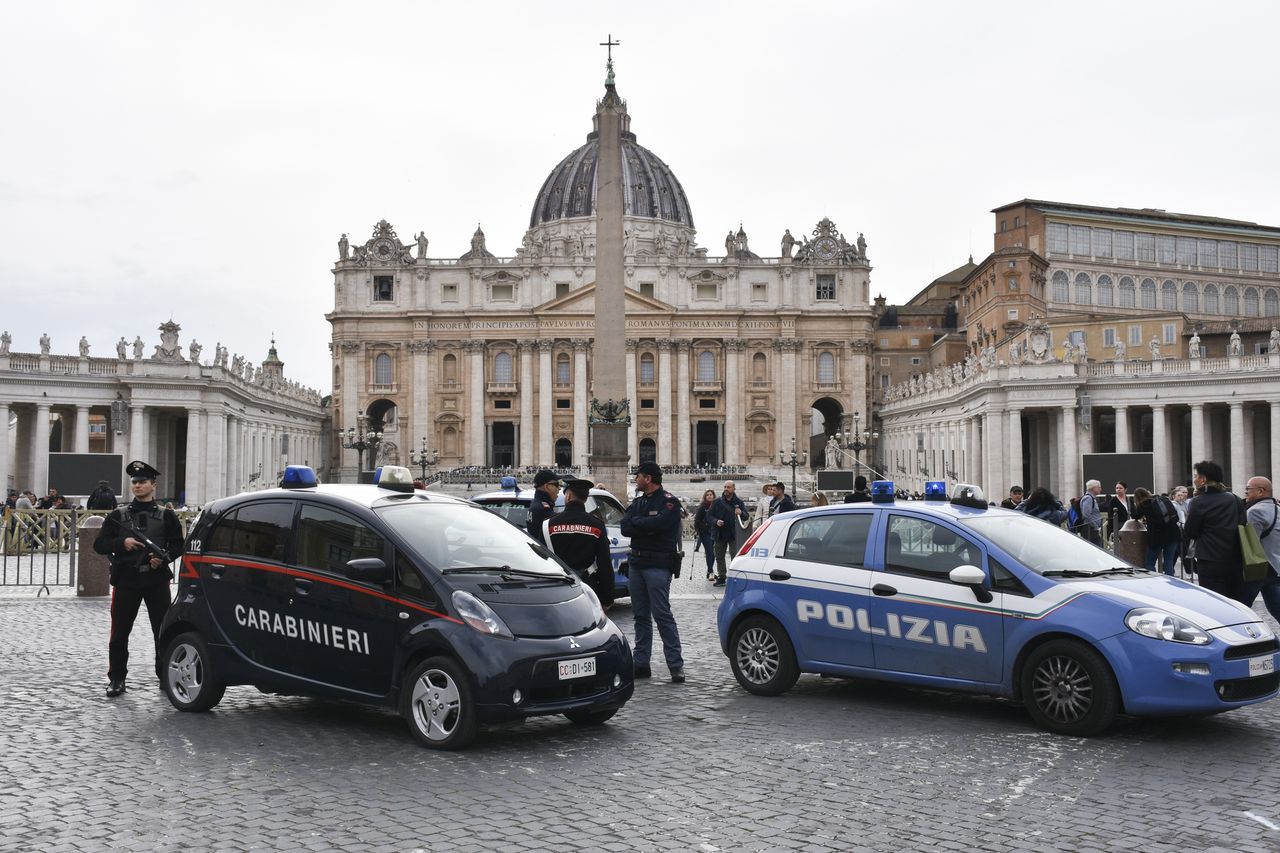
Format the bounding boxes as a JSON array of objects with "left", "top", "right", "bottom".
[{"left": 588, "top": 37, "right": 631, "bottom": 499}]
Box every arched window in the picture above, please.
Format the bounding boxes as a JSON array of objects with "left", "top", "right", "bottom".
[
  {"left": 1204, "top": 283, "right": 1219, "bottom": 314},
  {"left": 494, "top": 351, "right": 513, "bottom": 382},
  {"left": 554, "top": 438, "right": 572, "bottom": 467},
  {"left": 752, "top": 425, "right": 768, "bottom": 456},
  {"left": 1161, "top": 280, "right": 1177, "bottom": 311},
  {"left": 752, "top": 352, "right": 767, "bottom": 381},
  {"left": 1097, "top": 275, "right": 1114, "bottom": 306},
  {"left": 1265, "top": 289, "right": 1279, "bottom": 317},
  {"left": 697, "top": 350, "right": 716, "bottom": 383},
  {"left": 443, "top": 353, "right": 458, "bottom": 383},
  {"left": 1182, "top": 281, "right": 1199, "bottom": 312},
  {"left": 640, "top": 353, "right": 655, "bottom": 385},
  {"left": 1245, "top": 287, "right": 1260, "bottom": 316},
  {"left": 638, "top": 438, "right": 656, "bottom": 464},
  {"left": 1052, "top": 271, "right": 1069, "bottom": 302},
  {"left": 817, "top": 352, "right": 836, "bottom": 384},
  {"left": 1118, "top": 277, "right": 1136, "bottom": 307},
  {"left": 1224, "top": 285, "right": 1239, "bottom": 316},
  {"left": 1074, "top": 272, "right": 1092, "bottom": 304},
  {"left": 374, "top": 352, "right": 392, "bottom": 385},
  {"left": 333, "top": 363, "right": 341, "bottom": 389},
  {"left": 556, "top": 353, "right": 570, "bottom": 384},
  {"left": 1140, "top": 278, "right": 1157, "bottom": 309}
]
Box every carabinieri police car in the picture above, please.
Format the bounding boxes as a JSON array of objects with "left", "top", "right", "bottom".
[
  {"left": 718, "top": 480, "right": 1279, "bottom": 735},
  {"left": 158, "top": 465, "right": 633, "bottom": 749}
]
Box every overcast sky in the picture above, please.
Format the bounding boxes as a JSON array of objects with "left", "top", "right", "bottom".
[{"left": 4, "top": 1, "right": 1278, "bottom": 392}]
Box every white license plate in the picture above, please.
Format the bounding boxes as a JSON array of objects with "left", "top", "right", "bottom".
[
  {"left": 1248, "top": 655, "right": 1277, "bottom": 677},
  {"left": 558, "top": 657, "right": 596, "bottom": 680}
]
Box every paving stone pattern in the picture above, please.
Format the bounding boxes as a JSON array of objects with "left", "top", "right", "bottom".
[{"left": 4, "top": 584, "right": 1280, "bottom": 852}]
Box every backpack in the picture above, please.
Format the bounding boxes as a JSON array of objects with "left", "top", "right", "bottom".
[
  {"left": 1155, "top": 495, "right": 1179, "bottom": 528},
  {"left": 1067, "top": 497, "right": 1082, "bottom": 530}
]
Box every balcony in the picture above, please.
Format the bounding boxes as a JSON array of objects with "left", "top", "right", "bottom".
[
  {"left": 487, "top": 381, "right": 518, "bottom": 395},
  {"left": 692, "top": 380, "right": 722, "bottom": 393}
]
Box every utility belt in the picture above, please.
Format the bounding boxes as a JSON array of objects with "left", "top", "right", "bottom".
[{"left": 629, "top": 548, "right": 682, "bottom": 575}]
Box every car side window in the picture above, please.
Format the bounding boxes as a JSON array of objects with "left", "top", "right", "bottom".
[
  {"left": 295, "top": 504, "right": 386, "bottom": 576},
  {"left": 395, "top": 549, "right": 436, "bottom": 602},
  {"left": 990, "top": 556, "right": 1031, "bottom": 596},
  {"left": 229, "top": 501, "right": 294, "bottom": 563},
  {"left": 587, "top": 495, "right": 625, "bottom": 528},
  {"left": 204, "top": 509, "right": 238, "bottom": 553},
  {"left": 884, "top": 515, "right": 981, "bottom": 580},
  {"left": 783, "top": 514, "right": 872, "bottom": 566}
]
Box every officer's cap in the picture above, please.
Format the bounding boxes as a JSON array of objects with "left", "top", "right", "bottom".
[
  {"left": 533, "top": 469, "right": 561, "bottom": 487},
  {"left": 635, "top": 461, "right": 663, "bottom": 482},
  {"left": 564, "top": 479, "right": 594, "bottom": 499},
  {"left": 125, "top": 460, "right": 161, "bottom": 481}
]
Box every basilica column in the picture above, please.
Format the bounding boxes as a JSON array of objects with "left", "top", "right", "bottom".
[
  {"left": 411, "top": 340, "right": 434, "bottom": 462},
  {"left": 206, "top": 408, "right": 226, "bottom": 501},
  {"left": 339, "top": 342, "right": 361, "bottom": 474},
  {"left": 778, "top": 340, "right": 799, "bottom": 450},
  {"left": 1060, "top": 404, "right": 1080, "bottom": 499},
  {"left": 1007, "top": 407, "right": 1023, "bottom": 490},
  {"left": 467, "top": 340, "right": 485, "bottom": 465},
  {"left": 625, "top": 341, "right": 638, "bottom": 464},
  {"left": 1190, "top": 403, "right": 1206, "bottom": 467},
  {"left": 848, "top": 341, "right": 869, "bottom": 425},
  {"left": 657, "top": 340, "right": 673, "bottom": 464},
  {"left": 1114, "top": 405, "right": 1130, "bottom": 454},
  {"left": 73, "top": 405, "right": 90, "bottom": 454},
  {"left": 538, "top": 340, "right": 553, "bottom": 465},
  {"left": 572, "top": 338, "right": 589, "bottom": 467},
  {"left": 725, "top": 340, "right": 743, "bottom": 466},
  {"left": 518, "top": 340, "right": 534, "bottom": 467},
  {"left": 1151, "top": 404, "right": 1169, "bottom": 493},
  {"left": 185, "top": 408, "right": 204, "bottom": 505},
  {"left": 676, "top": 341, "right": 691, "bottom": 466},
  {"left": 1229, "top": 401, "right": 1246, "bottom": 491}
]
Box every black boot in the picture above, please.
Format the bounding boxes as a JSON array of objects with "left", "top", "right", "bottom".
[{"left": 106, "top": 679, "right": 127, "bottom": 697}]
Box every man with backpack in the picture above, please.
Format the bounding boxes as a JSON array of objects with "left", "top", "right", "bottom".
[
  {"left": 86, "top": 480, "right": 118, "bottom": 510},
  {"left": 1242, "top": 476, "right": 1280, "bottom": 624},
  {"left": 1133, "top": 487, "right": 1181, "bottom": 575},
  {"left": 1075, "top": 480, "right": 1104, "bottom": 546}
]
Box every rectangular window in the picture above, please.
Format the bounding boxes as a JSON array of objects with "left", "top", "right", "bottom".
[
  {"left": 698, "top": 398, "right": 716, "bottom": 409},
  {"left": 815, "top": 274, "right": 836, "bottom": 300},
  {"left": 1092, "top": 228, "right": 1113, "bottom": 258},
  {"left": 374, "top": 275, "right": 394, "bottom": 301},
  {"left": 1069, "top": 226, "right": 1091, "bottom": 256},
  {"left": 639, "top": 398, "right": 655, "bottom": 409},
  {"left": 1135, "top": 233, "right": 1156, "bottom": 263},
  {"left": 491, "top": 283, "right": 514, "bottom": 300},
  {"left": 1156, "top": 235, "right": 1175, "bottom": 264},
  {"left": 1220, "top": 241, "right": 1238, "bottom": 269},
  {"left": 556, "top": 398, "right": 570, "bottom": 409},
  {"left": 442, "top": 283, "right": 458, "bottom": 302},
  {"left": 1000, "top": 219, "right": 1007, "bottom": 232},
  {"left": 879, "top": 356, "right": 890, "bottom": 366},
  {"left": 1103, "top": 327, "right": 1116, "bottom": 347},
  {"left": 1129, "top": 326, "right": 1142, "bottom": 346},
  {"left": 1046, "top": 223, "right": 1069, "bottom": 254},
  {"left": 910, "top": 337, "right": 920, "bottom": 347},
  {"left": 1176, "top": 237, "right": 1197, "bottom": 265},
  {"left": 1014, "top": 216, "right": 1021, "bottom": 228},
  {"left": 1163, "top": 323, "right": 1176, "bottom": 345},
  {"left": 880, "top": 374, "right": 889, "bottom": 390},
  {"left": 555, "top": 282, "right": 570, "bottom": 299},
  {"left": 1007, "top": 308, "right": 1019, "bottom": 321},
  {"left": 1241, "top": 243, "right": 1259, "bottom": 271},
  {"left": 640, "top": 282, "right": 655, "bottom": 298},
  {"left": 494, "top": 399, "right": 511, "bottom": 409},
  {"left": 1114, "top": 230, "right": 1134, "bottom": 260},
  {"left": 879, "top": 338, "right": 889, "bottom": 347},
  {"left": 751, "top": 283, "right": 767, "bottom": 302},
  {"left": 696, "top": 282, "right": 717, "bottom": 300},
  {"left": 1198, "top": 240, "right": 1218, "bottom": 268},
  {"left": 1260, "top": 246, "right": 1280, "bottom": 273},
  {"left": 910, "top": 357, "right": 921, "bottom": 366},
  {"left": 1069, "top": 330, "right": 1085, "bottom": 345}
]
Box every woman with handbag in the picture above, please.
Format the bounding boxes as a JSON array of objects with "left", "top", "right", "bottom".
[{"left": 693, "top": 489, "right": 717, "bottom": 581}]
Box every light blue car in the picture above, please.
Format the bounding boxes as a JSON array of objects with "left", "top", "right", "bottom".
[{"left": 718, "top": 481, "right": 1278, "bottom": 735}]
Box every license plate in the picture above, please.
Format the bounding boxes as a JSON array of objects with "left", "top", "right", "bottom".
[
  {"left": 558, "top": 657, "right": 596, "bottom": 680},
  {"left": 1248, "top": 655, "right": 1277, "bottom": 677}
]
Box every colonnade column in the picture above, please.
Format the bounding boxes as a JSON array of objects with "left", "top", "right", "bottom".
[
  {"left": 985, "top": 407, "right": 1004, "bottom": 497},
  {"left": 1271, "top": 402, "right": 1280, "bottom": 488},
  {"left": 32, "top": 404, "right": 50, "bottom": 494},
  {"left": 74, "top": 405, "right": 90, "bottom": 454},
  {"left": 657, "top": 340, "right": 672, "bottom": 464},
  {"left": 676, "top": 342, "right": 691, "bottom": 466},
  {"left": 725, "top": 340, "right": 743, "bottom": 466},
  {"left": 970, "top": 416, "right": 983, "bottom": 488},
  {"left": 538, "top": 341, "right": 553, "bottom": 465},
  {"left": 1007, "top": 407, "right": 1023, "bottom": 490},
  {"left": 1190, "top": 403, "right": 1206, "bottom": 466},
  {"left": 1060, "top": 404, "right": 1080, "bottom": 500},
  {"left": 206, "top": 409, "right": 226, "bottom": 501},
  {"left": 226, "top": 415, "right": 240, "bottom": 495},
  {"left": 467, "top": 341, "right": 485, "bottom": 466},
  {"left": 1114, "top": 405, "right": 1130, "bottom": 454},
  {"left": 185, "top": 409, "right": 204, "bottom": 505},
  {"left": 0, "top": 404, "right": 9, "bottom": 495},
  {"left": 128, "top": 405, "right": 146, "bottom": 464},
  {"left": 1151, "top": 404, "right": 1168, "bottom": 493},
  {"left": 1242, "top": 406, "right": 1256, "bottom": 483},
  {"left": 1229, "top": 401, "right": 1246, "bottom": 491},
  {"left": 572, "top": 339, "right": 589, "bottom": 467},
  {"left": 518, "top": 340, "right": 534, "bottom": 467},
  {"left": 625, "top": 341, "right": 638, "bottom": 465}
]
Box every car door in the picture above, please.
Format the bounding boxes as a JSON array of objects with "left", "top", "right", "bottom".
[
  {"left": 869, "top": 513, "right": 1004, "bottom": 684},
  {"left": 770, "top": 511, "right": 876, "bottom": 670}
]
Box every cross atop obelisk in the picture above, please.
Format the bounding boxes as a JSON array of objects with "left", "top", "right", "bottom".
[{"left": 600, "top": 34, "right": 620, "bottom": 86}]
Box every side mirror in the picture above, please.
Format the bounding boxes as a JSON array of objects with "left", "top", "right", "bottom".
[
  {"left": 346, "top": 557, "right": 389, "bottom": 584},
  {"left": 949, "top": 564, "right": 992, "bottom": 603}
]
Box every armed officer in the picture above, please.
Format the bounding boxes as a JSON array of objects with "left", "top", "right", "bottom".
[
  {"left": 526, "top": 469, "right": 561, "bottom": 539},
  {"left": 620, "top": 461, "right": 685, "bottom": 683},
  {"left": 542, "top": 479, "right": 615, "bottom": 609},
  {"left": 93, "top": 460, "right": 184, "bottom": 697}
]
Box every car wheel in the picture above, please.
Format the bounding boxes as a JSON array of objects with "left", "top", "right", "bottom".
[
  {"left": 162, "top": 631, "right": 226, "bottom": 712},
  {"left": 1021, "top": 639, "right": 1119, "bottom": 736},
  {"left": 563, "top": 707, "right": 618, "bottom": 725},
  {"left": 401, "top": 657, "right": 478, "bottom": 750},
  {"left": 729, "top": 614, "right": 799, "bottom": 696}
]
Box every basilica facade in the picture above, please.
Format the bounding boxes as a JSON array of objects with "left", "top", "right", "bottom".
[{"left": 328, "top": 80, "right": 874, "bottom": 479}]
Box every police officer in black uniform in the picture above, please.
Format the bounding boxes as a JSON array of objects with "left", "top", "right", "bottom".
[
  {"left": 526, "top": 469, "right": 561, "bottom": 539},
  {"left": 620, "top": 461, "right": 685, "bottom": 683},
  {"left": 94, "top": 460, "right": 184, "bottom": 697},
  {"left": 542, "top": 479, "right": 615, "bottom": 609}
]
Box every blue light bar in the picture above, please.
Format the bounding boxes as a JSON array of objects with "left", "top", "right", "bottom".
[
  {"left": 870, "top": 480, "right": 896, "bottom": 503},
  {"left": 500, "top": 476, "right": 518, "bottom": 490},
  {"left": 280, "top": 465, "right": 318, "bottom": 489},
  {"left": 373, "top": 466, "right": 383, "bottom": 483},
  {"left": 924, "top": 481, "right": 947, "bottom": 501}
]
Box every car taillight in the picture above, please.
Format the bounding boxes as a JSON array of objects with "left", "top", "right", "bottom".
[{"left": 737, "top": 520, "right": 771, "bottom": 557}]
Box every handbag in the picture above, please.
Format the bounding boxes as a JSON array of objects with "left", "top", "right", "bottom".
[{"left": 1240, "top": 523, "right": 1270, "bottom": 583}]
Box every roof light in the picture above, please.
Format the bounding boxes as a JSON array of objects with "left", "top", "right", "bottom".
[
  {"left": 500, "top": 476, "right": 518, "bottom": 490},
  {"left": 374, "top": 465, "right": 415, "bottom": 493},
  {"left": 870, "top": 480, "right": 896, "bottom": 504},
  {"left": 950, "top": 483, "right": 988, "bottom": 509},
  {"left": 924, "top": 481, "right": 947, "bottom": 501},
  {"left": 280, "top": 465, "right": 318, "bottom": 489}
]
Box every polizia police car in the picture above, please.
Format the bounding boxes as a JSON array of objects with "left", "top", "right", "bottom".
[
  {"left": 718, "top": 480, "right": 1279, "bottom": 735},
  {"left": 158, "top": 465, "right": 633, "bottom": 749}
]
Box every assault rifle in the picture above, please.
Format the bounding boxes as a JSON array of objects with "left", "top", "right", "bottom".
[{"left": 107, "top": 513, "right": 174, "bottom": 569}]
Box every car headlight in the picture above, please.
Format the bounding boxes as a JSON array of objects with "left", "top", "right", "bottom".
[
  {"left": 452, "top": 590, "right": 513, "bottom": 639},
  {"left": 578, "top": 580, "right": 606, "bottom": 627},
  {"left": 1125, "top": 608, "right": 1211, "bottom": 645}
]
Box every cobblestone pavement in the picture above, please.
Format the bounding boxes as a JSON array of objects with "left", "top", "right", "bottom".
[{"left": 5, "top": 576, "right": 1280, "bottom": 852}]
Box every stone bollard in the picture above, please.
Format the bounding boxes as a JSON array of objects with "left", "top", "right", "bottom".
[
  {"left": 77, "top": 515, "right": 111, "bottom": 597},
  {"left": 1112, "top": 519, "right": 1149, "bottom": 570}
]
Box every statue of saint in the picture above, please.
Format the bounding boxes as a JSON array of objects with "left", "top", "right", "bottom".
[
  {"left": 1113, "top": 339, "right": 1126, "bottom": 361},
  {"left": 1230, "top": 329, "right": 1243, "bottom": 356},
  {"left": 781, "top": 229, "right": 795, "bottom": 259},
  {"left": 1076, "top": 338, "right": 1088, "bottom": 363},
  {"left": 1270, "top": 328, "right": 1280, "bottom": 355},
  {"left": 1150, "top": 336, "right": 1162, "bottom": 359},
  {"left": 338, "top": 233, "right": 349, "bottom": 260},
  {"left": 116, "top": 336, "right": 127, "bottom": 359},
  {"left": 1062, "top": 339, "right": 1075, "bottom": 363},
  {"left": 624, "top": 229, "right": 637, "bottom": 255},
  {"left": 856, "top": 232, "right": 867, "bottom": 259},
  {"left": 653, "top": 228, "right": 668, "bottom": 257},
  {"left": 725, "top": 230, "right": 736, "bottom": 256},
  {"left": 189, "top": 340, "right": 202, "bottom": 362},
  {"left": 416, "top": 231, "right": 428, "bottom": 259},
  {"left": 79, "top": 336, "right": 90, "bottom": 358},
  {"left": 571, "top": 229, "right": 585, "bottom": 257},
  {"left": 132, "top": 336, "right": 144, "bottom": 359},
  {"left": 0, "top": 331, "right": 10, "bottom": 355},
  {"left": 675, "top": 233, "right": 689, "bottom": 257},
  {"left": 1188, "top": 332, "right": 1201, "bottom": 359},
  {"left": 39, "top": 333, "right": 50, "bottom": 355},
  {"left": 824, "top": 436, "right": 842, "bottom": 469}
]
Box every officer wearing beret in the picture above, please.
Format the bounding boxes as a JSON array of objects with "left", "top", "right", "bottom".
[
  {"left": 93, "top": 460, "right": 184, "bottom": 697},
  {"left": 526, "top": 469, "right": 561, "bottom": 540},
  {"left": 542, "top": 479, "right": 614, "bottom": 609},
  {"left": 620, "top": 461, "right": 685, "bottom": 683}
]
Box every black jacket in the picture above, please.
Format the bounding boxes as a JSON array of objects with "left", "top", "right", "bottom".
[
  {"left": 770, "top": 494, "right": 797, "bottom": 515},
  {"left": 93, "top": 499, "right": 184, "bottom": 589},
  {"left": 844, "top": 491, "right": 871, "bottom": 503},
  {"left": 1135, "top": 496, "right": 1181, "bottom": 546},
  {"left": 1184, "top": 486, "right": 1243, "bottom": 564},
  {"left": 544, "top": 503, "right": 612, "bottom": 577},
  {"left": 86, "top": 486, "right": 118, "bottom": 511},
  {"left": 621, "top": 488, "right": 683, "bottom": 566},
  {"left": 693, "top": 503, "right": 714, "bottom": 537},
  {"left": 707, "top": 494, "right": 748, "bottom": 543},
  {"left": 525, "top": 487, "right": 558, "bottom": 539}
]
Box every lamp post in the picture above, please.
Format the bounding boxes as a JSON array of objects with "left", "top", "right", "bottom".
[
  {"left": 779, "top": 436, "right": 808, "bottom": 498},
  {"left": 408, "top": 436, "right": 439, "bottom": 483},
  {"left": 341, "top": 415, "right": 384, "bottom": 480},
  {"left": 835, "top": 410, "right": 878, "bottom": 470}
]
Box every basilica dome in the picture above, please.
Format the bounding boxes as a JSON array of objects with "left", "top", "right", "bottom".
[{"left": 529, "top": 126, "right": 694, "bottom": 229}]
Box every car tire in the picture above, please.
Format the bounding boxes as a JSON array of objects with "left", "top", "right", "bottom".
[
  {"left": 401, "top": 656, "right": 478, "bottom": 750},
  {"left": 162, "top": 631, "right": 226, "bottom": 712},
  {"left": 729, "top": 614, "right": 800, "bottom": 696},
  {"left": 1020, "top": 639, "right": 1119, "bottom": 736},
  {"left": 563, "top": 707, "right": 618, "bottom": 726}
]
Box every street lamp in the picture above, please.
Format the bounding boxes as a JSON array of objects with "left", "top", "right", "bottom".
[
  {"left": 835, "top": 410, "right": 879, "bottom": 470},
  {"left": 341, "top": 415, "right": 384, "bottom": 479},
  {"left": 779, "top": 436, "right": 808, "bottom": 498},
  {"left": 408, "top": 436, "right": 439, "bottom": 483}
]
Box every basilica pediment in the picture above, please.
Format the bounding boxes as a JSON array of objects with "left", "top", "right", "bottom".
[{"left": 536, "top": 282, "right": 675, "bottom": 315}]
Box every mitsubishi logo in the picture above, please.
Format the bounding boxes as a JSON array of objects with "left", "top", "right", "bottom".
[{"left": 568, "top": 637, "right": 581, "bottom": 649}]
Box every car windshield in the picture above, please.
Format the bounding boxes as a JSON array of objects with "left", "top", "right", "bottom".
[
  {"left": 959, "top": 513, "right": 1130, "bottom": 575},
  {"left": 473, "top": 498, "right": 528, "bottom": 528},
  {"left": 377, "top": 503, "right": 567, "bottom": 576},
  {"left": 586, "top": 494, "right": 624, "bottom": 528}
]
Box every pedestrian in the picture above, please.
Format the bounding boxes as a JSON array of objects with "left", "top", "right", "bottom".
[
  {"left": 770, "top": 481, "right": 797, "bottom": 515},
  {"left": 1133, "top": 487, "right": 1181, "bottom": 575},
  {"left": 844, "top": 475, "right": 871, "bottom": 503},
  {"left": 693, "top": 488, "right": 717, "bottom": 580},
  {"left": 756, "top": 483, "right": 774, "bottom": 525},
  {"left": 620, "top": 462, "right": 685, "bottom": 683},
  {"left": 93, "top": 460, "right": 184, "bottom": 697},
  {"left": 1078, "top": 479, "right": 1104, "bottom": 546},
  {"left": 811, "top": 492, "right": 830, "bottom": 507},
  {"left": 543, "top": 478, "right": 614, "bottom": 610},
  {"left": 1241, "top": 476, "right": 1280, "bottom": 623},
  {"left": 1171, "top": 485, "right": 1190, "bottom": 525},
  {"left": 526, "top": 469, "right": 561, "bottom": 539},
  {"left": 86, "top": 479, "right": 118, "bottom": 510},
  {"left": 1171, "top": 484, "right": 1192, "bottom": 579},
  {"left": 707, "top": 480, "right": 749, "bottom": 587},
  {"left": 1016, "top": 487, "right": 1069, "bottom": 525},
  {"left": 1108, "top": 481, "right": 1133, "bottom": 543},
  {"left": 1183, "top": 460, "right": 1246, "bottom": 603},
  {"left": 1000, "top": 485, "right": 1024, "bottom": 510},
  {"left": 37, "top": 487, "right": 60, "bottom": 510}
]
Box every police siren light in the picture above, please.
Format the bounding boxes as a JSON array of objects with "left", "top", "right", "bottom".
[
  {"left": 870, "top": 480, "right": 896, "bottom": 503},
  {"left": 374, "top": 465, "right": 416, "bottom": 492},
  {"left": 923, "top": 481, "right": 947, "bottom": 501},
  {"left": 950, "top": 483, "right": 988, "bottom": 509},
  {"left": 280, "top": 465, "right": 319, "bottom": 489},
  {"left": 500, "top": 475, "right": 518, "bottom": 490}
]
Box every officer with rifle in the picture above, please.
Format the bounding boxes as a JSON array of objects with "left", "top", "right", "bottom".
[{"left": 93, "top": 460, "right": 184, "bottom": 697}]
